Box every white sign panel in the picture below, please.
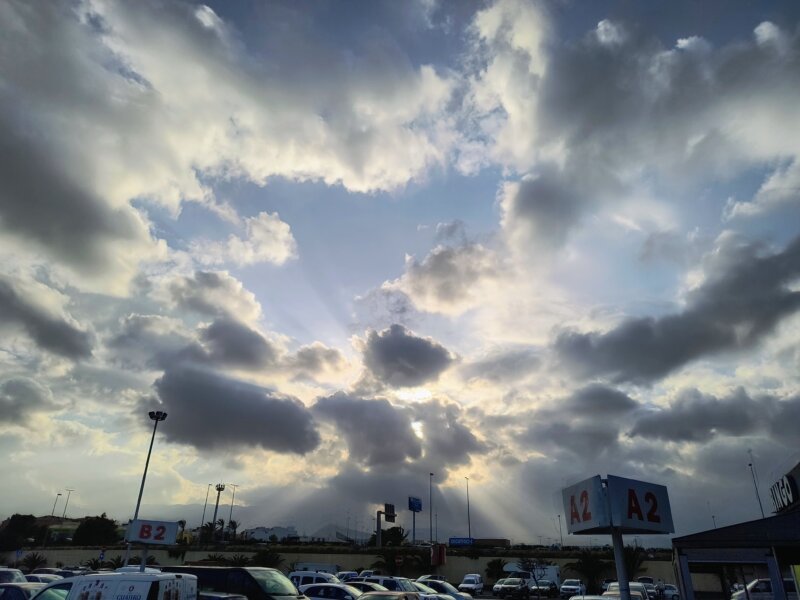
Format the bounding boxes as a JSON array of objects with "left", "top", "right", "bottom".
[
  {"left": 606, "top": 475, "right": 674, "bottom": 534},
  {"left": 126, "top": 519, "right": 179, "bottom": 545},
  {"left": 561, "top": 475, "right": 610, "bottom": 533}
]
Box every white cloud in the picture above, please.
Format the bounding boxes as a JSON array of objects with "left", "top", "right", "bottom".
[{"left": 191, "top": 212, "right": 297, "bottom": 267}]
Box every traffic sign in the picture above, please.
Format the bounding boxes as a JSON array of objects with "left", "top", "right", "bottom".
[
  {"left": 384, "top": 503, "right": 396, "bottom": 523},
  {"left": 125, "top": 519, "right": 179, "bottom": 545},
  {"left": 448, "top": 537, "right": 474, "bottom": 547},
  {"left": 408, "top": 497, "right": 422, "bottom": 512}
]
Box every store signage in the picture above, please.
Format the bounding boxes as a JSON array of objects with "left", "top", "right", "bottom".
[
  {"left": 770, "top": 474, "right": 798, "bottom": 513},
  {"left": 125, "top": 519, "right": 179, "bottom": 545},
  {"left": 606, "top": 475, "right": 674, "bottom": 534},
  {"left": 449, "top": 537, "right": 474, "bottom": 547},
  {"left": 562, "top": 475, "right": 610, "bottom": 533}
]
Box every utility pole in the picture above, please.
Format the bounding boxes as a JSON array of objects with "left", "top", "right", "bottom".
[
  {"left": 429, "top": 472, "right": 434, "bottom": 544},
  {"left": 228, "top": 484, "right": 239, "bottom": 540},
  {"left": 557, "top": 514, "right": 563, "bottom": 547}
]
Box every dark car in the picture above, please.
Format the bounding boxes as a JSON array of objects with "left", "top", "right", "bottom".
[
  {"left": 498, "top": 579, "right": 529, "bottom": 600},
  {"left": 359, "top": 593, "right": 419, "bottom": 600},
  {"left": 161, "top": 566, "right": 306, "bottom": 600},
  {"left": 0, "top": 583, "right": 46, "bottom": 600},
  {"left": 531, "top": 581, "right": 557, "bottom": 598},
  {"left": 199, "top": 593, "right": 249, "bottom": 600}
]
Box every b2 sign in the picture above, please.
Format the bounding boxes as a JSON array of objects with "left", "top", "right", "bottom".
[
  {"left": 562, "top": 475, "right": 610, "bottom": 533},
  {"left": 606, "top": 475, "right": 674, "bottom": 534},
  {"left": 126, "top": 519, "right": 179, "bottom": 545}
]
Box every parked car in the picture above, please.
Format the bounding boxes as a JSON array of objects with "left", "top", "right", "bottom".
[
  {"left": 300, "top": 583, "right": 363, "bottom": 600},
  {"left": 418, "top": 578, "right": 448, "bottom": 585},
  {"left": 349, "top": 584, "right": 389, "bottom": 594},
  {"left": 0, "top": 572, "right": 26, "bottom": 585},
  {"left": 290, "top": 573, "right": 341, "bottom": 588},
  {"left": 412, "top": 582, "right": 451, "bottom": 600},
  {"left": 359, "top": 592, "right": 419, "bottom": 600},
  {"left": 641, "top": 584, "right": 657, "bottom": 600},
  {"left": 458, "top": 576, "right": 483, "bottom": 596},
  {"left": 569, "top": 596, "right": 606, "bottom": 600},
  {"left": 661, "top": 585, "right": 679, "bottom": 600},
  {"left": 497, "top": 579, "right": 529, "bottom": 599},
  {"left": 559, "top": 581, "right": 586, "bottom": 599},
  {"left": 731, "top": 579, "right": 798, "bottom": 600},
  {"left": 636, "top": 580, "right": 654, "bottom": 587},
  {"left": 360, "top": 578, "right": 435, "bottom": 600},
  {"left": 0, "top": 583, "right": 46, "bottom": 600},
  {"left": 338, "top": 574, "right": 360, "bottom": 583},
  {"left": 601, "top": 582, "right": 615, "bottom": 593},
  {"left": 531, "top": 581, "right": 558, "bottom": 598},
  {"left": 24, "top": 578, "right": 62, "bottom": 585},
  {"left": 161, "top": 566, "right": 304, "bottom": 600},
  {"left": 418, "top": 580, "right": 470, "bottom": 600},
  {"left": 30, "top": 573, "right": 61, "bottom": 577},
  {"left": 606, "top": 582, "right": 648, "bottom": 600},
  {"left": 30, "top": 572, "right": 197, "bottom": 600},
  {"left": 603, "top": 592, "right": 646, "bottom": 600},
  {"left": 199, "top": 593, "right": 248, "bottom": 600},
  {"left": 494, "top": 581, "right": 510, "bottom": 596}
]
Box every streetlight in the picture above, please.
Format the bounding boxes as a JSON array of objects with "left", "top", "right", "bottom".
[
  {"left": 51, "top": 493, "right": 62, "bottom": 516},
  {"left": 465, "top": 476, "right": 471, "bottom": 539},
  {"left": 62, "top": 489, "right": 75, "bottom": 519},
  {"left": 228, "top": 484, "right": 239, "bottom": 541},
  {"left": 429, "top": 473, "right": 434, "bottom": 544},
  {"left": 748, "top": 449, "right": 765, "bottom": 519},
  {"left": 123, "top": 410, "right": 167, "bottom": 566},
  {"left": 211, "top": 483, "right": 226, "bottom": 542},
  {"left": 200, "top": 483, "right": 212, "bottom": 541}
]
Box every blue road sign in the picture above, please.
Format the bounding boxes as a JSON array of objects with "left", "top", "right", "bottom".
[
  {"left": 408, "top": 496, "right": 422, "bottom": 512},
  {"left": 448, "top": 537, "right": 474, "bottom": 547}
]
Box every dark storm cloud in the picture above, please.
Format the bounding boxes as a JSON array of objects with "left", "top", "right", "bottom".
[
  {"left": 286, "top": 343, "right": 345, "bottom": 377},
  {"left": 164, "top": 271, "right": 261, "bottom": 321},
  {"left": 630, "top": 387, "right": 800, "bottom": 445},
  {"left": 0, "top": 378, "right": 57, "bottom": 424},
  {"left": 412, "top": 399, "right": 489, "bottom": 466},
  {"left": 461, "top": 346, "right": 540, "bottom": 383},
  {"left": 0, "top": 278, "right": 92, "bottom": 359},
  {"left": 363, "top": 324, "right": 455, "bottom": 387},
  {"left": 313, "top": 392, "right": 421, "bottom": 466},
  {"left": 566, "top": 384, "right": 638, "bottom": 415},
  {"left": 107, "top": 314, "right": 196, "bottom": 370},
  {"left": 199, "top": 318, "right": 278, "bottom": 369},
  {"left": 152, "top": 365, "right": 320, "bottom": 454},
  {"left": 555, "top": 235, "right": 800, "bottom": 384}
]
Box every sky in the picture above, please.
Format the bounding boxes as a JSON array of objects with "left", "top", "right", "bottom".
[{"left": 1, "top": 0, "right": 800, "bottom": 547}]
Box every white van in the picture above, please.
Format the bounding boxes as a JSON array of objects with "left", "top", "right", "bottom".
[
  {"left": 32, "top": 572, "right": 197, "bottom": 600},
  {"left": 288, "top": 573, "right": 340, "bottom": 588},
  {"left": 459, "top": 575, "right": 484, "bottom": 595}
]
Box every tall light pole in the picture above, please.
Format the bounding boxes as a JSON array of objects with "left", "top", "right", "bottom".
[
  {"left": 429, "top": 473, "right": 434, "bottom": 544},
  {"left": 465, "top": 477, "right": 471, "bottom": 539},
  {"left": 200, "top": 483, "right": 212, "bottom": 540},
  {"left": 51, "top": 493, "right": 62, "bottom": 516},
  {"left": 62, "top": 489, "right": 75, "bottom": 519},
  {"left": 748, "top": 449, "right": 765, "bottom": 519},
  {"left": 228, "top": 484, "right": 239, "bottom": 541},
  {"left": 211, "top": 483, "right": 226, "bottom": 542},
  {"left": 123, "top": 410, "right": 167, "bottom": 566},
  {"left": 557, "top": 514, "right": 563, "bottom": 547}
]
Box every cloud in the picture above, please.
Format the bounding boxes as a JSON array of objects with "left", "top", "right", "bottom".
[
  {"left": 158, "top": 271, "right": 262, "bottom": 323},
  {"left": 313, "top": 392, "right": 421, "bottom": 466},
  {"left": 387, "top": 243, "right": 500, "bottom": 315},
  {"left": 152, "top": 365, "right": 320, "bottom": 454},
  {"left": 0, "top": 277, "right": 92, "bottom": 359},
  {"left": 361, "top": 324, "right": 455, "bottom": 387},
  {"left": 412, "top": 399, "right": 489, "bottom": 466},
  {"left": 107, "top": 314, "right": 194, "bottom": 371},
  {"left": 285, "top": 343, "right": 346, "bottom": 378},
  {"left": 190, "top": 212, "right": 297, "bottom": 267},
  {"left": 555, "top": 234, "right": 800, "bottom": 384},
  {"left": 630, "top": 387, "right": 800, "bottom": 445},
  {"left": 0, "top": 378, "right": 58, "bottom": 424},
  {"left": 461, "top": 346, "right": 540, "bottom": 383},
  {"left": 565, "top": 383, "right": 639, "bottom": 416},
  {"left": 199, "top": 318, "right": 279, "bottom": 370}
]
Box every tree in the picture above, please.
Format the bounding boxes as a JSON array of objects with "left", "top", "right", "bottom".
[
  {"left": 565, "top": 551, "right": 610, "bottom": 594},
  {"left": 0, "top": 514, "right": 42, "bottom": 551},
  {"left": 21, "top": 552, "right": 48, "bottom": 571},
  {"left": 129, "top": 554, "right": 158, "bottom": 566},
  {"left": 73, "top": 514, "right": 120, "bottom": 546},
  {"left": 486, "top": 558, "right": 508, "bottom": 582},
  {"left": 229, "top": 553, "right": 251, "bottom": 566},
  {"left": 371, "top": 547, "right": 422, "bottom": 577},
  {"left": 621, "top": 546, "right": 647, "bottom": 580},
  {"left": 104, "top": 556, "right": 124, "bottom": 569},
  {"left": 268, "top": 534, "right": 278, "bottom": 543},
  {"left": 205, "top": 553, "right": 229, "bottom": 564},
  {"left": 82, "top": 558, "right": 104, "bottom": 570},
  {"left": 367, "top": 526, "right": 407, "bottom": 547},
  {"left": 201, "top": 522, "right": 216, "bottom": 543},
  {"left": 250, "top": 549, "right": 283, "bottom": 569},
  {"left": 227, "top": 520, "right": 239, "bottom": 542},
  {"left": 177, "top": 520, "right": 187, "bottom": 545}
]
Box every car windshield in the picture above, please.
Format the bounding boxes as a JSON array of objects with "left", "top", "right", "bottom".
[
  {"left": 0, "top": 573, "right": 25, "bottom": 584},
  {"left": 438, "top": 581, "right": 461, "bottom": 594},
  {"left": 414, "top": 583, "right": 436, "bottom": 594},
  {"left": 396, "top": 580, "right": 415, "bottom": 593},
  {"left": 564, "top": 581, "right": 580, "bottom": 586},
  {"left": 496, "top": 580, "right": 507, "bottom": 585},
  {"left": 505, "top": 580, "right": 522, "bottom": 586},
  {"left": 537, "top": 581, "right": 551, "bottom": 586},
  {"left": 250, "top": 569, "right": 300, "bottom": 596}
]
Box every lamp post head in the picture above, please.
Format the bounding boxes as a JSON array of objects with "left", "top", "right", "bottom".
[
  {"left": 216, "top": 483, "right": 226, "bottom": 492},
  {"left": 149, "top": 411, "right": 168, "bottom": 422}
]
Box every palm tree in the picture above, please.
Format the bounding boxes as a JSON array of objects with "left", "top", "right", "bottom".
[
  {"left": 21, "top": 552, "right": 47, "bottom": 571},
  {"left": 104, "top": 556, "right": 124, "bottom": 569},
  {"left": 82, "top": 558, "right": 104, "bottom": 570},
  {"left": 486, "top": 558, "right": 507, "bottom": 582},
  {"left": 129, "top": 555, "right": 158, "bottom": 566},
  {"left": 250, "top": 549, "right": 283, "bottom": 569},
  {"left": 621, "top": 546, "right": 646, "bottom": 580},
  {"left": 177, "top": 520, "right": 187, "bottom": 544},
  {"left": 565, "top": 550, "right": 610, "bottom": 594},
  {"left": 227, "top": 520, "right": 239, "bottom": 542},
  {"left": 229, "top": 553, "right": 251, "bottom": 566},
  {"left": 201, "top": 522, "right": 216, "bottom": 543}
]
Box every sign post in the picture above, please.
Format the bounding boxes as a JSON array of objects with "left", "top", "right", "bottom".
[
  {"left": 562, "top": 475, "right": 674, "bottom": 600},
  {"left": 125, "top": 519, "right": 179, "bottom": 572},
  {"left": 408, "top": 497, "right": 422, "bottom": 544}
]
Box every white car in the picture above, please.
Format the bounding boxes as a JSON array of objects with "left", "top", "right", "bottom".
[
  {"left": 459, "top": 576, "right": 484, "bottom": 595},
  {"left": 300, "top": 583, "right": 363, "bottom": 600},
  {"left": 731, "top": 579, "right": 798, "bottom": 600},
  {"left": 494, "top": 580, "right": 509, "bottom": 597},
  {"left": 661, "top": 585, "right": 680, "bottom": 600},
  {"left": 560, "top": 580, "right": 586, "bottom": 599}
]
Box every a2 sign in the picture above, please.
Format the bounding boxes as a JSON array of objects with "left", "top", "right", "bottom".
[{"left": 561, "top": 475, "right": 674, "bottom": 534}]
